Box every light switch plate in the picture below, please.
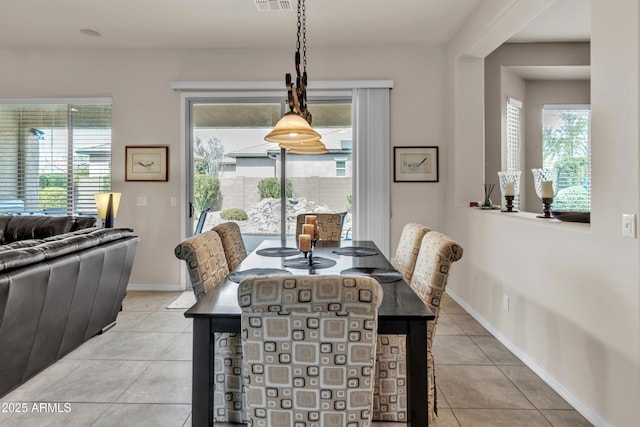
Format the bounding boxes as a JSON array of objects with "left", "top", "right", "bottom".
[
  {"left": 137, "top": 196, "right": 147, "bottom": 207},
  {"left": 622, "top": 213, "right": 636, "bottom": 238}
]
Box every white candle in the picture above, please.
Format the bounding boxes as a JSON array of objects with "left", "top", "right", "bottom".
[
  {"left": 504, "top": 181, "right": 515, "bottom": 197},
  {"left": 541, "top": 181, "right": 554, "bottom": 198}
]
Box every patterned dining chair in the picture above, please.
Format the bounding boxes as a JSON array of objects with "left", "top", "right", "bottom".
[
  {"left": 373, "top": 230, "right": 463, "bottom": 423},
  {"left": 213, "top": 221, "right": 248, "bottom": 271},
  {"left": 371, "top": 222, "right": 429, "bottom": 422},
  {"left": 391, "top": 222, "right": 430, "bottom": 283},
  {"left": 238, "top": 275, "right": 383, "bottom": 427},
  {"left": 295, "top": 213, "right": 344, "bottom": 241},
  {"left": 174, "top": 230, "right": 246, "bottom": 423}
]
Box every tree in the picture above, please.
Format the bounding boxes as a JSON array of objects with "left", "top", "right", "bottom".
[
  {"left": 542, "top": 111, "right": 589, "bottom": 163},
  {"left": 194, "top": 137, "right": 225, "bottom": 176}
]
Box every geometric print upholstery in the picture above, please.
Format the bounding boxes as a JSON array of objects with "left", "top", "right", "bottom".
[
  {"left": 238, "top": 275, "right": 383, "bottom": 427},
  {"left": 391, "top": 222, "right": 430, "bottom": 283},
  {"left": 295, "top": 213, "right": 343, "bottom": 241},
  {"left": 174, "top": 230, "right": 245, "bottom": 423},
  {"left": 174, "top": 230, "right": 230, "bottom": 301},
  {"left": 409, "top": 231, "right": 463, "bottom": 422},
  {"left": 213, "top": 221, "right": 248, "bottom": 271},
  {"left": 372, "top": 334, "right": 407, "bottom": 422},
  {"left": 373, "top": 222, "right": 428, "bottom": 422}
]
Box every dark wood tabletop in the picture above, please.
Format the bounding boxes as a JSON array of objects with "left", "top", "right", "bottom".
[
  {"left": 184, "top": 239, "right": 434, "bottom": 426},
  {"left": 185, "top": 239, "right": 434, "bottom": 324}
]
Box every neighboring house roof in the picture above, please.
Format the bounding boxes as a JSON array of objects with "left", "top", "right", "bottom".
[{"left": 227, "top": 140, "right": 352, "bottom": 158}]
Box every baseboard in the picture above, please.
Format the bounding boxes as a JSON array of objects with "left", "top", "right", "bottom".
[
  {"left": 127, "top": 283, "right": 184, "bottom": 291},
  {"left": 446, "top": 289, "right": 610, "bottom": 427}
]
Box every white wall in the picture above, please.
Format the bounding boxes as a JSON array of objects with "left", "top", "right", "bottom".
[
  {"left": 0, "top": 45, "right": 446, "bottom": 288},
  {"left": 447, "top": 1, "right": 640, "bottom": 426}
]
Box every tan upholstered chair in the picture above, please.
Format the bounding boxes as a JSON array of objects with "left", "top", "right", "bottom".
[
  {"left": 174, "top": 230, "right": 245, "bottom": 423},
  {"left": 372, "top": 222, "right": 429, "bottom": 422},
  {"left": 174, "top": 230, "right": 229, "bottom": 300},
  {"left": 373, "top": 230, "right": 463, "bottom": 423},
  {"left": 238, "top": 275, "right": 383, "bottom": 427},
  {"left": 391, "top": 222, "right": 430, "bottom": 283},
  {"left": 295, "top": 213, "right": 344, "bottom": 241},
  {"left": 213, "top": 221, "right": 247, "bottom": 271}
]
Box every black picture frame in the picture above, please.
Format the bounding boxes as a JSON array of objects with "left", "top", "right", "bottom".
[{"left": 393, "top": 146, "right": 439, "bottom": 182}]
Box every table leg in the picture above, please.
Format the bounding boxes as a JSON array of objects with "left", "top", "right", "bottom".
[
  {"left": 192, "top": 318, "right": 214, "bottom": 427},
  {"left": 407, "top": 319, "right": 428, "bottom": 426}
]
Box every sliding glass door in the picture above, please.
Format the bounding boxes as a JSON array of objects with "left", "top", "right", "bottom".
[{"left": 186, "top": 97, "right": 352, "bottom": 249}]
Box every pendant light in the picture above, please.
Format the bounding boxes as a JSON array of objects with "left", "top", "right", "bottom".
[{"left": 264, "top": 0, "right": 326, "bottom": 151}]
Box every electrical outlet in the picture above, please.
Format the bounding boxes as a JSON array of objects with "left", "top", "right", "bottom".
[
  {"left": 170, "top": 197, "right": 177, "bottom": 207},
  {"left": 136, "top": 196, "right": 147, "bottom": 207},
  {"left": 503, "top": 294, "right": 509, "bottom": 312},
  {"left": 622, "top": 213, "right": 636, "bottom": 238}
]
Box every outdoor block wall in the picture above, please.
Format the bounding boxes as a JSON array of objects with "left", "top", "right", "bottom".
[{"left": 218, "top": 176, "right": 352, "bottom": 213}]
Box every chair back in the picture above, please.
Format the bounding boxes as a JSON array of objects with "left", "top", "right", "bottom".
[
  {"left": 238, "top": 275, "right": 383, "bottom": 426},
  {"left": 410, "top": 231, "right": 463, "bottom": 341},
  {"left": 391, "top": 222, "right": 430, "bottom": 282},
  {"left": 213, "top": 221, "right": 247, "bottom": 271},
  {"left": 409, "top": 230, "right": 463, "bottom": 422},
  {"left": 295, "top": 213, "right": 344, "bottom": 241},
  {"left": 174, "top": 230, "right": 229, "bottom": 300}
]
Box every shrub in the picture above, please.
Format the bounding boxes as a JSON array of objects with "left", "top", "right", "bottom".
[
  {"left": 258, "top": 177, "right": 293, "bottom": 199},
  {"left": 220, "top": 208, "right": 248, "bottom": 221},
  {"left": 39, "top": 187, "right": 67, "bottom": 211},
  {"left": 39, "top": 173, "right": 67, "bottom": 188},
  {"left": 553, "top": 185, "right": 590, "bottom": 211},
  {"left": 194, "top": 174, "right": 220, "bottom": 213}
]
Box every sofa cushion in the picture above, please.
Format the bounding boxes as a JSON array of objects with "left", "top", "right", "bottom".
[
  {"left": 3, "top": 216, "right": 76, "bottom": 243},
  {"left": 71, "top": 216, "right": 97, "bottom": 231},
  {"left": 0, "top": 216, "right": 12, "bottom": 244},
  {"left": 0, "top": 239, "right": 46, "bottom": 252},
  {"left": 0, "top": 228, "right": 136, "bottom": 273}
]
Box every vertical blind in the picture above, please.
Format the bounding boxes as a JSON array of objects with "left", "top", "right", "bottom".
[
  {"left": 506, "top": 97, "right": 522, "bottom": 209},
  {"left": 0, "top": 100, "right": 112, "bottom": 215}
]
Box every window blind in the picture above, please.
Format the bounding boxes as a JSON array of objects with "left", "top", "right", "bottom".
[
  {"left": 506, "top": 97, "right": 522, "bottom": 209},
  {"left": 542, "top": 105, "right": 591, "bottom": 211},
  {"left": 0, "top": 101, "right": 112, "bottom": 216}
]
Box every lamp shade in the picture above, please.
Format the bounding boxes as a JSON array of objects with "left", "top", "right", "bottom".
[
  {"left": 264, "top": 112, "right": 321, "bottom": 144},
  {"left": 94, "top": 192, "right": 121, "bottom": 228},
  {"left": 284, "top": 140, "right": 328, "bottom": 154}
]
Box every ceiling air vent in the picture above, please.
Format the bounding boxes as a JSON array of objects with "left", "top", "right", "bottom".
[{"left": 255, "top": 0, "right": 293, "bottom": 12}]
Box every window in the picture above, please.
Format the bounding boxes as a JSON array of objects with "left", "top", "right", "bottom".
[
  {"left": 505, "top": 97, "right": 522, "bottom": 209},
  {"left": 188, "top": 99, "right": 352, "bottom": 238},
  {"left": 542, "top": 105, "right": 591, "bottom": 211},
  {"left": 0, "top": 101, "right": 112, "bottom": 215},
  {"left": 335, "top": 159, "right": 347, "bottom": 176}
]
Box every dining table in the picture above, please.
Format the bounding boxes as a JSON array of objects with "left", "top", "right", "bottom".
[{"left": 184, "top": 239, "right": 435, "bottom": 426}]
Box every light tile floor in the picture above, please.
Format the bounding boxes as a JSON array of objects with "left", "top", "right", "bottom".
[{"left": 0, "top": 291, "right": 593, "bottom": 426}]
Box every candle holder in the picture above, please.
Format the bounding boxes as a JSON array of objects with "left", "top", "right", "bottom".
[
  {"left": 301, "top": 246, "right": 316, "bottom": 265},
  {"left": 504, "top": 195, "right": 515, "bottom": 212},
  {"left": 540, "top": 197, "right": 553, "bottom": 218},
  {"left": 531, "top": 168, "right": 559, "bottom": 219},
  {"left": 498, "top": 171, "right": 521, "bottom": 213}
]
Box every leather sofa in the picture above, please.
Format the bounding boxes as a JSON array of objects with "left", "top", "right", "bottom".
[{"left": 0, "top": 215, "right": 139, "bottom": 397}]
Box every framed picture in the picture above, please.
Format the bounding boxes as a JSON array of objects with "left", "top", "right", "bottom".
[
  {"left": 125, "top": 146, "right": 169, "bottom": 182},
  {"left": 393, "top": 146, "right": 439, "bottom": 182}
]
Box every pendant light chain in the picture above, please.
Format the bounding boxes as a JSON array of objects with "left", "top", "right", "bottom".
[
  {"left": 302, "top": 0, "right": 307, "bottom": 73},
  {"left": 296, "top": 0, "right": 302, "bottom": 53}
]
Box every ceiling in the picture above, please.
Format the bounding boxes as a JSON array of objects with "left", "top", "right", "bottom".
[{"left": 0, "top": 0, "right": 589, "bottom": 50}]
